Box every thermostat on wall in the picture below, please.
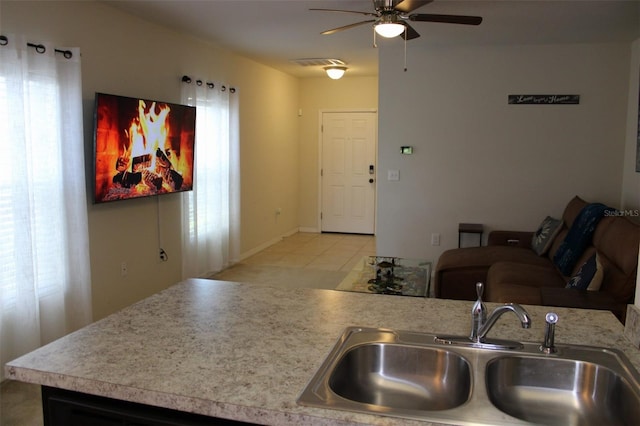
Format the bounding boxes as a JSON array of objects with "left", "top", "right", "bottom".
[{"left": 400, "top": 146, "right": 413, "bottom": 155}]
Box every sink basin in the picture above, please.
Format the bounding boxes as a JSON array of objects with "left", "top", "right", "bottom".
[
  {"left": 486, "top": 356, "right": 640, "bottom": 426},
  {"left": 328, "top": 343, "right": 471, "bottom": 411},
  {"left": 297, "top": 327, "right": 475, "bottom": 421},
  {"left": 298, "top": 327, "right": 640, "bottom": 425}
]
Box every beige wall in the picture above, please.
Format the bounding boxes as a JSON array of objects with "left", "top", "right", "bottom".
[
  {"left": 2, "top": 0, "right": 300, "bottom": 320},
  {"left": 297, "top": 77, "right": 379, "bottom": 231},
  {"left": 376, "top": 41, "right": 632, "bottom": 261},
  {"left": 627, "top": 38, "right": 640, "bottom": 307},
  {"left": 623, "top": 38, "right": 640, "bottom": 212},
  {"left": 233, "top": 63, "right": 300, "bottom": 256}
]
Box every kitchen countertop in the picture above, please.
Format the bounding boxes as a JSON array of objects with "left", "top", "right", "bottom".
[{"left": 5, "top": 279, "right": 640, "bottom": 425}]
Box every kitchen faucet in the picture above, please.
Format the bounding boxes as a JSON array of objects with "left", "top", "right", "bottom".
[
  {"left": 437, "top": 282, "right": 532, "bottom": 350},
  {"left": 470, "top": 282, "right": 531, "bottom": 343}
]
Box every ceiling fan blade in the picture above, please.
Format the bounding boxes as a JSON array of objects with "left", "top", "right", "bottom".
[
  {"left": 400, "top": 22, "right": 421, "bottom": 40},
  {"left": 310, "top": 8, "right": 377, "bottom": 17},
  {"left": 394, "top": 0, "right": 433, "bottom": 13},
  {"left": 409, "top": 13, "right": 483, "bottom": 25},
  {"left": 320, "top": 20, "right": 377, "bottom": 36}
]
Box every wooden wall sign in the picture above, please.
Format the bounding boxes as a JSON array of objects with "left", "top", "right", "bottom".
[{"left": 508, "top": 94, "right": 580, "bottom": 105}]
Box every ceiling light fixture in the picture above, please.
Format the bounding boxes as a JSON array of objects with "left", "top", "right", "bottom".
[
  {"left": 374, "top": 15, "right": 405, "bottom": 38},
  {"left": 324, "top": 66, "right": 347, "bottom": 79}
]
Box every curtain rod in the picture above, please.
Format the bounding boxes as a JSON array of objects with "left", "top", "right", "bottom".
[
  {"left": 0, "top": 35, "right": 73, "bottom": 59},
  {"left": 181, "top": 75, "right": 236, "bottom": 93}
]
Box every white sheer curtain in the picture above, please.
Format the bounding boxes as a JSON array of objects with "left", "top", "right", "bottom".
[
  {"left": 0, "top": 36, "right": 92, "bottom": 379},
  {"left": 181, "top": 79, "right": 240, "bottom": 278}
]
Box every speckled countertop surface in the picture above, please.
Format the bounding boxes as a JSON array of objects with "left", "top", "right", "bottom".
[{"left": 5, "top": 279, "right": 640, "bottom": 425}]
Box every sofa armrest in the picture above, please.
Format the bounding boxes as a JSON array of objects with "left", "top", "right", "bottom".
[
  {"left": 487, "top": 231, "right": 533, "bottom": 248},
  {"left": 540, "top": 287, "right": 619, "bottom": 312}
]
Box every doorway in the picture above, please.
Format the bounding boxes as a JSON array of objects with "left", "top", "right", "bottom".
[{"left": 320, "top": 111, "right": 377, "bottom": 234}]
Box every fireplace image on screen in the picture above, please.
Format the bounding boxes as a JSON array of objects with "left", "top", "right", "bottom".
[{"left": 93, "top": 92, "right": 196, "bottom": 203}]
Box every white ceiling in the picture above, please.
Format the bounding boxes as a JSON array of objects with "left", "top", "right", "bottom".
[{"left": 107, "top": 0, "right": 640, "bottom": 78}]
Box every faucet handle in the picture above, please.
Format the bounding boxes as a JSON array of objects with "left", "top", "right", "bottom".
[
  {"left": 473, "top": 282, "right": 486, "bottom": 314},
  {"left": 470, "top": 282, "right": 487, "bottom": 341},
  {"left": 476, "top": 282, "right": 484, "bottom": 300}
]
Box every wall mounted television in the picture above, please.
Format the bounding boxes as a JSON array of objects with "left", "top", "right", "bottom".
[{"left": 93, "top": 92, "right": 196, "bottom": 203}]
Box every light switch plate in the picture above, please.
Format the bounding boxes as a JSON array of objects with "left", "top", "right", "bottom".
[{"left": 387, "top": 169, "right": 400, "bottom": 181}]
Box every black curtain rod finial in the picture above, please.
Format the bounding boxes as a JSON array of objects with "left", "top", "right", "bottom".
[
  {"left": 1, "top": 36, "right": 72, "bottom": 58},
  {"left": 182, "top": 74, "right": 235, "bottom": 93},
  {"left": 55, "top": 48, "right": 73, "bottom": 59},
  {"left": 27, "top": 42, "right": 46, "bottom": 54}
]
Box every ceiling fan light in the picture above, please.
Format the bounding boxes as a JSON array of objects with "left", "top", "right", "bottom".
[
  {"left": 375, "top": 22, "right": 405, "bottom": 38},
  {"left": 324, "top": 66, "right": 347, "bottom": 79}
]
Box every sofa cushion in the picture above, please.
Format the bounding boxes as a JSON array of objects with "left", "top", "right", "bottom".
[
  {"left": 546, "top": 196, "right": 586, "bottom": 261},
  {"left": 487, "top": 283, "right": 545, "bottom": 305},
  {"left": 566, "top": 253, "right": 603, "bottom": 291},
  {"left": 487, "top": 261, "right": 566, "bottom": 289},
  {"left": 562, "top": 196, "right": 588, "bottom": 227},
  {"left": 485, "top": 261, "right": 566, "bottom": 305},
  {"left": 435, "top": 246, "right": 551, "bottom": 299},
  {"left": 592, "top": 216, "right": 640, "bottom": 304},
  {"left": 531, "top": 216, "right": 563, "bottom": 256},
  {"left": 593, "top": 216, "right": 640, "bottom": 277},
  {"left": 437, "top": 246, "right": 550, "bottom": 271}
]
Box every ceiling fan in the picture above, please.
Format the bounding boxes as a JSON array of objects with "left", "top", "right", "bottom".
[{"left": 311, "top": 0, "right": 482, "bottom": 40}]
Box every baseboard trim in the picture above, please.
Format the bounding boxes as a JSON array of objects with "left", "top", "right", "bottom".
[
  {"left": 239, "top": 227, "right": 301, "bottom": 261},
  {"left": 298, "top": 227, "right": 320, "bottom": 233}
]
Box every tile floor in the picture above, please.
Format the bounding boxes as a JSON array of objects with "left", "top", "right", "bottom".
[
  {"left": 0, "top": 380, "right": 42, "bottom": 426},
  {"left": 243, "top": 232, "right": 376, "bottom": 271},
  {"left": 0, "top": 232, "right": 376, "bottom": 426}
]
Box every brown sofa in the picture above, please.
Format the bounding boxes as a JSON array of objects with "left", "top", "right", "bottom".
[{"left": 434, "top": 196, "right": 639, "bottom": 322}]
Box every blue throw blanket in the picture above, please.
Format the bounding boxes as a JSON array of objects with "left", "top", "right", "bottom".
[{"left": 553, "top": 203, "right": 608, "bottom": 276}]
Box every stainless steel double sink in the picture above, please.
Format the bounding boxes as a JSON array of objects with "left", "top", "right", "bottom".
[{"left": 298, "top": 327, "right": 640, "bottom": 425}]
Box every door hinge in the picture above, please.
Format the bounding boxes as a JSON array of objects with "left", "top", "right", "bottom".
[
  {"left": 320, "top": 168, "right": 323, "bottom": 177},
  {"left": 320, "top": 212, "right": 323, "bottom": 220},
  {"left": 321, "top": 124, "right": 323, "bottom": 132}
]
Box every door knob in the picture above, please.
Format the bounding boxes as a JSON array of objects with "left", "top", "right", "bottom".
[{"left": 369, "top": 178, "right": 374, "bottom": 183}]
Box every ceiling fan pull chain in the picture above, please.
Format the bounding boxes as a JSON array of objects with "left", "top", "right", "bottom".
[{"left": 403, "top": 26, "right": 408, "bottom": 72}]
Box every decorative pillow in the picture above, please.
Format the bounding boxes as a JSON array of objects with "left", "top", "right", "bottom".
[
  {"left": 553, "top": 203, "right": 608, "bottom": 276},
  {"left": 531, "top": 216, "right": 563, "bottom": 256},
  {"left": 566, "top": 253, "right": 603, "bottom": 291}
]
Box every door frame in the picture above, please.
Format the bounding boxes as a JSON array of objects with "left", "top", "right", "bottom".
[{"left": 317, "top": 109, "right": 378, "bottom": 234}]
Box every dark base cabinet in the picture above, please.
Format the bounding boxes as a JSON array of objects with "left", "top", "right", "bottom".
[{"left": 42, "top": 386, "right": 254, "bottom": 426}]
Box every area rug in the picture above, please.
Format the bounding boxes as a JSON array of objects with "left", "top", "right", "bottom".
[{"left": 207, "top": 264, "right": 348, "bottom": 290}]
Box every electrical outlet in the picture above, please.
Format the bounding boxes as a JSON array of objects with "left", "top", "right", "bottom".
[
  {"left": 159, "top": 248, "right": 168, "bottom": 262},
  {"left": 431, "top": 233, "right": 441, "bottom": 246},
  {"left": 120, "top": 261, "right": 128, "bottom": 277}
]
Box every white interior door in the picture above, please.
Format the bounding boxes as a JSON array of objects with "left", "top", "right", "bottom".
[{"left": 321, "top": 111, "right": 377, "bottom": 234}]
